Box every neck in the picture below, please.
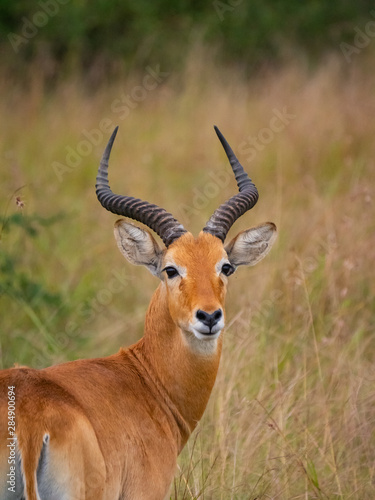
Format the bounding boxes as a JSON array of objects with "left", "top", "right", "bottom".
[{"left": 131, "top": 284, "right": 222, "bottom": 449}]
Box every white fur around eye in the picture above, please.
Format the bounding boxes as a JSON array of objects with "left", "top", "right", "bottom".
[
  {"left": 215, "top": 258, "right": 229, "bottom": 275},
  {"left": 163, "top": 261, "right": 187, "bottom": 278}
]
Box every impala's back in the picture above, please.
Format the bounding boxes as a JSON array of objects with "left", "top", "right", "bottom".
[{"left": 0, "top": 126, "right": 276, "bottom": 500}]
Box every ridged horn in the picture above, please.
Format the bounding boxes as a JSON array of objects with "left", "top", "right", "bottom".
[
  {"left": 202, "top": 126, "right": 259, "bottom": 242},
  {"left": 96, "top": 127, "right": 187, "bottom": 247}
]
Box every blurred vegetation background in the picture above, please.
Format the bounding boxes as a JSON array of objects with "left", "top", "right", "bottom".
[
  {"left": 0, "top": 0, "right": 374, "bottom": 82},
  {"left": 1, "top": 1, "right": 375, "bottom": 498}
]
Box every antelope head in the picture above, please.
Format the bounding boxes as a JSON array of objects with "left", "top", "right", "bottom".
[{"left": 96, "top": 126, "right": 276, "bottom": 350}]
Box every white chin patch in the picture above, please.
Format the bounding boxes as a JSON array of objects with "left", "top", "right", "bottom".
[{"left": 180, "top": 321, "right": 224, "bottom": 354}]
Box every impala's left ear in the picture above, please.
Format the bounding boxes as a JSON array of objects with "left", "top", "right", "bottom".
[{"left": 225, "top": 222, "right": 277, "bottom": 267}]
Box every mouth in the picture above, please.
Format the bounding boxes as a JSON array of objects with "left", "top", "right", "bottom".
[{"left": 189, "top": 321, "right": 224, "bottom": 341}]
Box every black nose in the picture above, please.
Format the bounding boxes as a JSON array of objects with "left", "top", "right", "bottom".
[{"left": 196, "top": 309, "right": 223, "bottom": 329}]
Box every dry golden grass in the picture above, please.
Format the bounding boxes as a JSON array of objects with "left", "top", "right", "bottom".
[{"left": 1, "top": 54, "right": 374, "bottom": 498}]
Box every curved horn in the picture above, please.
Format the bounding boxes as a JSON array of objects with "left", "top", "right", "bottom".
[
  {"left": 96, "top": 127, "right": 187, "bottom": 247},
  {"left": 202, "top": 126, "right": 259, "bottom": 242}
]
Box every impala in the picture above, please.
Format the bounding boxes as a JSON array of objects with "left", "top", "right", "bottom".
[{"left": 0, "top": 126, "right": 276, "bottom": 500}]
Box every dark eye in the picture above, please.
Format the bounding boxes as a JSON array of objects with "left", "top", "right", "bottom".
[
  {"left": 163, "top": 266, "right": 180, "bottom": 279},
  {"left": 221, "top": 263, "right": 235, "bottom": 277}
]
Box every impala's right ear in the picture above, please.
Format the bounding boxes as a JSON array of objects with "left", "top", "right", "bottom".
[{"left": 114, "top": 220, "right": 164, "bottom": 277}]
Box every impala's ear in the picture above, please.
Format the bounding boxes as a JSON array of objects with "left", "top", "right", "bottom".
[
  {"left": 114, "top": 220, "right": 164, "bottom": 277},
  {"left": 225, "top": 222, "right": 277, "bottom": 267}
]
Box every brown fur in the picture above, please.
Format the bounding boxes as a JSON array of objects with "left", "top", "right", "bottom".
[
  {"left": 0, "top": 228, "right": 276, "bottom": 499},
  {"left": 0, "top": 233, "right": 226, "bottom": 499}
]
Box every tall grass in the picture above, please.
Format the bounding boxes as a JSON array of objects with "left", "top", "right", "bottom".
[{"left": 1, "top": 54, "right": 374, "bottom": 498}]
